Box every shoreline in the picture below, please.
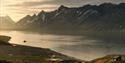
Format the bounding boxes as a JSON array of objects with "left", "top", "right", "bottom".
[
  {"left": 0, "top": 43, "right": 84, "bottom": 63},
  {"left": 0, "top": 35, "right": 125, "bottom": 63},
  {"left": 0, "top": 36, "right": 84, "bottom": 63}
]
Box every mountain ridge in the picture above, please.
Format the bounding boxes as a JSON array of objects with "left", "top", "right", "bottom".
[
  {"left": 0, "top": 16, "right": 15, "bottom": 29},
  {"left": 12, "top": 3, "right": 125, "bottom": 31}
]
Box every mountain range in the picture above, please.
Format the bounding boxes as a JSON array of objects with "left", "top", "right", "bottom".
[{"left": 1, "top": 3, "right": 125, "bottom": 31}]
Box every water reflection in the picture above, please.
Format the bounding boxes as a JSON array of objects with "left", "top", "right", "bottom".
[{"left": 0, "top": 30, "right": 125, "bottom": 60}]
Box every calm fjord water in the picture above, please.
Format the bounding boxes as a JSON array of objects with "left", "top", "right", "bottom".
[{"left": 0, "top": 30, "right": 125, "bottom": 60}]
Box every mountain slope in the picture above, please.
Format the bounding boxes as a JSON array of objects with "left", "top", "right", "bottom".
[
  {"left": 17, "top": 3, "right": 125, "bottom": 31},
  {"left": 0, "top": 16, "right": 15, "bottom": 29}
]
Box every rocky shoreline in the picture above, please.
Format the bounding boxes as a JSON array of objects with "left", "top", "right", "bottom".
[
  {"left": 0, "top": 36, "right": 125, "bottom": 63},
  {"left": 0, "top": 35, "right": 84, "bottom": 63},
  {"left": 90, "top": 55, "right": 125, "bottom": 63}
]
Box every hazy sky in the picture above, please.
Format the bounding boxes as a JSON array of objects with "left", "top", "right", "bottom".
[{"left": 0, "top": 0, "right": 125, "bottom": 22}]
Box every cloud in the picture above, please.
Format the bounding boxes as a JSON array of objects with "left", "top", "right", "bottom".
[
  {"left": 7, "top": 0, "right": 95, "bottom": 7},
  {"left": 31, "top": 6, "right": 57, "bottom": 10},
  {"left": 7, "top": 0, "right": 56, "bottom": 7},
  {"left": 3, "top": 0, "right": 125, "bottom": 21},
  {"left": 8, "top": 0, "right": 125, "bottom": 7}
]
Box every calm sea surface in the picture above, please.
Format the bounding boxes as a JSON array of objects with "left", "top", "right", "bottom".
[{"left": 0, "top": 30, "right": 125, "bottom": 60}]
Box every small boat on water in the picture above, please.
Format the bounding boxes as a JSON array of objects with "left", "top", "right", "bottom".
[{"left": 0, "top": 35, "right": 11, "bottom": 42}]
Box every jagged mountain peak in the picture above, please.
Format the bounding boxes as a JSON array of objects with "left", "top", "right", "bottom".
[
  {"left": 17, "top": 15, "right": 32, "bottom": 25},
  {"left": 100, "top": 2, "right": 116, "bottom": 6},
  {"left": 81, "top": 4, "right": 92, "bottom": 8},
  {"left": 58, "top": 5, "right": 69, "bottom": 10},
  {"left": 5, "top": 15, "right": 14, "bottom": 22},
  {"left": 5, "top": 15, "right": 11, "bottom": 18},
  {"left": 99, "top": 3, "right": 118, "bottom": 8},
  {"left": 0, "top": 15, "right": 14, "bottom": 23},
  {"left": 32, "top": 14, "right": 37, "bottom": 18},
  {"left": 0, "top": 15, "right": 11, "bottom": 19},
  {"left": 0, "top": 15, "right": 15, "bottom": 29},
  {"left": 25, "top": 15, "right": 31, "bottom": 18},
  {"left": 59, "top": 5, "right": 67, "bottom": 8},
  {"left": 38, "top": 10, "right": 46, "bottom": 16},
  {"left": 17, "top": 3, "right": 125, "bottom": 31}
]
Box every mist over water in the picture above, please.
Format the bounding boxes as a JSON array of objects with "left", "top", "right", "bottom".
[{"left": 0, "top": 30, "right": 125, "bottom": 60}]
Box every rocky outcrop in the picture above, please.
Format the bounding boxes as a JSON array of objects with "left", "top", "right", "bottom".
[
  {"left": 0, "top": 35, "right": 11, "bottom": 45},
  {"left": 90, "top": 55, "right": 125, "bottom": 63},
  {"left": 0, "top": 35, "right": 11, "bottom": 42}
]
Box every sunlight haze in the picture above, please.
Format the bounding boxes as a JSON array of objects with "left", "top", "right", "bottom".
[{"left": 0, "top": 0, "right": 125, "bottom": 22}]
